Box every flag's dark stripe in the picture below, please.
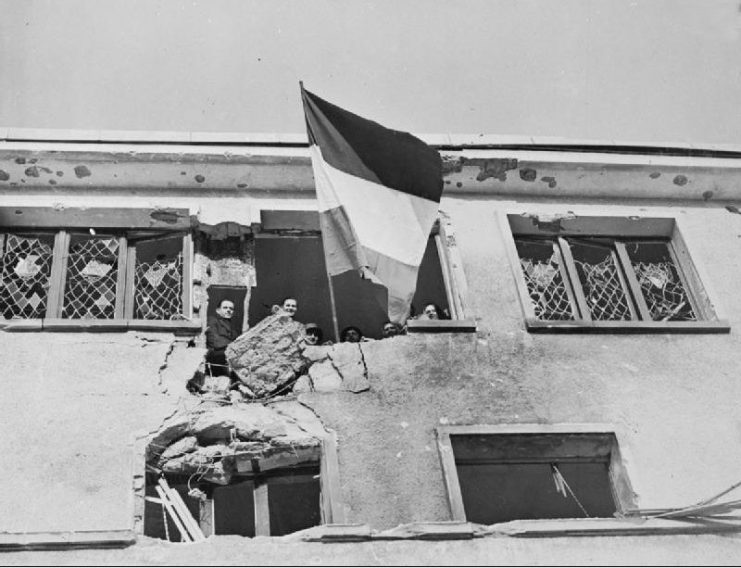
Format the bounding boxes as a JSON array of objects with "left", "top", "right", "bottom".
[{"left": 302, "top": 88, "right": 443, "bottom": 203}]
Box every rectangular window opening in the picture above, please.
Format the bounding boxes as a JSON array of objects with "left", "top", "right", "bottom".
[
  {"left": 144, "top": 465, "right": 322, "bottom": 540},
  {"left": 438, "top": 427, "right": 635, "bottom": 525}
]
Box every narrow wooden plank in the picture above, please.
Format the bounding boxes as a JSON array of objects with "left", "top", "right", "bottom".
[
  {"left": 614, "top": 242, "right": 652, "bottom": 321},
  {"left": 375, "top": 521, "right": 474, "bottom": 541},
  {"left": 498, "top": 212, "right": 539, "bottom": 322},
  {"left": 434, "top": 233, "right": 458, "bottom": 319},
  {"left": 609, "top": 248, "right": 638, "bottom": 321},
  {"left": 0, "top": 529, "right": 135, "bottom": 550},
  {"left": 46, "top": 230, "right": 70, "bottom": 317},
  {"left": 435, "top": 429, "right": 467, "bottom": 522},
  {"left": 406, "top": 319, "right": 477, "bottom": 333},
  {"left": 0, "top": 206, "right": 191, "bottom": 230},
  {"left": 181, "top": 233, "right": 193, "bottom": 319},
  {"left": 199, "top": 498, "right": 215, "bottom": 538},
  {"left": 321, "top": 435, "right": 346, "bottom": 524},
  {"left": 667, "top": 238, "right": 704, "bottom": 320},
  {"left": 557, "top": 237, "right": 592, "bottom": 321},
  {"left": 114, "top": 236, "right": 127, "bottom": 319},
  {"left": 525, "top": 319, "right": 730, "bottom": 333},
  {"left": 160, "top": 478, "right": 205, "bottom": 542},
  {"left": 154, "top": 485, "right": 192, "bottom": 542},
  {"left": 552, "top": 241, "right": 581, "bottom": 320},
  {"left": 254, "top": 483, "right": 271, "bottom": 536},
  {"left": 507, "top": 214, "right": 675, "bottom": 239},
  {"left": 260, "top": 210, "right": 320, "bottom": 232},
  {"left": 123, "top": 243, "right": 136, "bottom": 319}
]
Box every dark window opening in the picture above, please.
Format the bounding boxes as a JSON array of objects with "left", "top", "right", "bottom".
[
  {"left": 207, "top": 285, "right": 247, "bottom": 333},
  {"left": 249, "top": 234, "right": 449, "bottom": 340},
  {"left": 449, "top": 433, "right": 618, "bottom": 524},
  {"left": 144, "top": 465, "right": 321, "bottom": 540}
]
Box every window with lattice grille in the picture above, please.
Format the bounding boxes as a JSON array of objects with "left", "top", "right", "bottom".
[
  {"left": 506, "top": 215, "right": 728, "bottom": 332},
  {"left": 0, "top": 229, "right": 191, "bottom": 322}
]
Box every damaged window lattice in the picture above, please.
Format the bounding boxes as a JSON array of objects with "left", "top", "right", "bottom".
[
  {"left": 515, "top": 237, "right": 697, "bottom": 323},
  {"left": 0, "top": 233, "right": 54, "bottom": 318},
  {"left": 143, "top": 404, "right": 325, "bottom": 539},
  {"left": 0, "top": 230, "right": 189, "bottom": 321}
]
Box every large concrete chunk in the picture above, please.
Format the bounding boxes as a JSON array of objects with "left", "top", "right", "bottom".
[{"left": 226, "top": 312, "right": 308, "bottom": 397}]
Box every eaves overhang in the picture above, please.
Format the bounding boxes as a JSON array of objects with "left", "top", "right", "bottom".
[{"left": 1, "top": 129, "right": 741, "bottom": 202}]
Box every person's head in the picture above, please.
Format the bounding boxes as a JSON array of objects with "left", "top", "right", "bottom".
[
  {"left": 382, "top": 321, "right": 400, "bottom": 338},
  {"left": 281, "top": 297, "right": 298, "bottom": 317},
  {"left": 340, "top": 326, "right": 363, "bottom": 343},
  {"left": 216, "top": 299, "right": 235, "bottom": 319},
  {"left": 422, "top": 302, "right": 441, "bottom": 320},
  {"left": 304, "top": 323, "right": 323, "bottom": 345}
]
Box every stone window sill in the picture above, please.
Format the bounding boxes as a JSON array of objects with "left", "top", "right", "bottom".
[
  {"left": 525, "top": 318, "right": 730, "bottom": 334},
  {"left": 406, "top": 319, "right": 477, "bottom": 333},
  {"left": 0, "top": 318, "right": 202, "bottom": 334}
]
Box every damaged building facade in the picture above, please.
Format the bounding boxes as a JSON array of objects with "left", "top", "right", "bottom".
[{"left": 1, "top": 128, "right": 741, "bottom": 563}]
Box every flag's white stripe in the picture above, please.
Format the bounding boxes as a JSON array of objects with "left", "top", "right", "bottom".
[{"left": 310, "top": 145, "right": 439, "bottom": 267}]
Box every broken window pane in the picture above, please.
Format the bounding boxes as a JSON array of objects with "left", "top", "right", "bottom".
[
  {"left": 62, "top": 234, "right": 120, "bottom": 319},
  {"left": 625, "top": 241, "right": 696, "bottom": 322},
  {"left": 133, "top": 236, "right": 184, "bottom": 320},
  {"left": 515, "top": 238, "right": 575, "bottom": 321},
  {"left": 267, "top": 468, "right": 321, "bottom": 536},
  {"left": 0, "top": 232, "right": 54, "bottom": 319},
  {"left": 213, "top": 480, "right": 256, "bottom": 537},
  {"left": 569, "top": 240, "right": 633, "bottom": 321}
]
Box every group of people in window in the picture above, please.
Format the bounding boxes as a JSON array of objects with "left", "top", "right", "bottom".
[{"left": 204, "top": 296, "right": 448, "bottom": 378}]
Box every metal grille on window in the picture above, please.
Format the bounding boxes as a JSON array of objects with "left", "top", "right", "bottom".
[
  {"left": 62, "top": 236, "right": 119, "bottom": 319},
  {"left": 0, "top": 233, "right": 54, "bottom": 319},
  {"left": 570, "top": 242, "right": 632, "bottom": 321},
  {"left": 516, "top": 239, "right": 575, "bottom": 321},
  {"left": 626, "top": 242, "right": 696, "bottom": 322},
  {"left": 134, "top": 251, "right": 183, "bottom": 319}
]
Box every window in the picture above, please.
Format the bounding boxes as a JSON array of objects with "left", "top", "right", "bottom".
[
  {"left": 145, "top": 466, "right": 321, "bottom": 540},
  {"left": 0, "top": 207, "right": 195, "bottom": 329},
  {"left": 141, "top": 434, "right": 344, "bottom": 540},
  {"left": 252, "top": 210, "right": 474, "bottom": 339},
  {"left": 506, "top": 214, "right": 728, "bottom": 332},
  {"left": 436, "top": 425, "right": 636, "bottom": 525}
]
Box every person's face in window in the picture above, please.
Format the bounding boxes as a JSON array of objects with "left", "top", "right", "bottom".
[
  {"left": 343, "top": 328, "right": 361, "bottom": 343},
  {"left": 382, "top": 323, "right": 399, "bottom": 338},
  {"left": 282, "top": 298, "right": 298, "bottom": 317},
  {"left": 305, "top": 329, "right": 321, "bottom": 345},
  {"left": 216, "top": 300, "right": 235, "bottom": 319},
  {"left": 423, "top": 304, "right": 439, "bottom": 320}
]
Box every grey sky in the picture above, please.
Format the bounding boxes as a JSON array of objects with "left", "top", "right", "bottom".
[{"left": 1, "top": 0, "right": 740, "bottom": 144}]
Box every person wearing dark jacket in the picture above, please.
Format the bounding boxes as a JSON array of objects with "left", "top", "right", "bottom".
[{"left": 205, "top": 299, "right": 238, "bottom": 376}]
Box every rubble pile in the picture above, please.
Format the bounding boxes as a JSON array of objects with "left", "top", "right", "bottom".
[
  {"left": 226, "top": 312, "right": 308, "bottom": 397},
  {"left": 147, "top": 403, "right": 322, "bottom": 485}
]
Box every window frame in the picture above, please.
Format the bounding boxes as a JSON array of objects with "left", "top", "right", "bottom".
[
  {"left": 135, "top": 433, "right": 345, "bottom": 539},
  {"left": 436, "top": 424, "right": 637, "bottom": 524},
  {"left": 259, "top": 209, "right": 476, "bottom": 334},
  {"left": 0, "top": 206, "right": 200, "bottom": 332},
  {"left": 503, "top": 213, "right": 729, "bottom": 333}
]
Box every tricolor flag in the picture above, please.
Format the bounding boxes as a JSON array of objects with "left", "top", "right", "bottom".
[{"left": 301, "top": 85, "right": 443, "bottom": 323}]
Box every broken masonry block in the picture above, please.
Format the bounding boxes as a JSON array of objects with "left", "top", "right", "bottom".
[
  {"left": 226, "top": 312, "right": 309, "bottom": 397},
  {"left": 329, "top": 343, "right": 370, "bottom": 393},
  {"left": 293, "top": 375, "right": 313, "bottom": 393},
  {"left": 308, "top": 359, "right": 343, "bottom": 392},
  {"left": 301, "top": 344, "right": 332, "bottom": 363},
  {"left": 158, "top": 436, "right": 199, "bottom": 468}
]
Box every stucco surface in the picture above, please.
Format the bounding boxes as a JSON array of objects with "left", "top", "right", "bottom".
[
  {"left": 0, "top": 332, "right": 194, "bottom": 532},
  {"left": 2, "top": 194, "right": 741, "bottom": 559}
]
